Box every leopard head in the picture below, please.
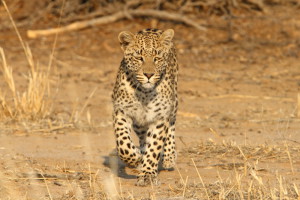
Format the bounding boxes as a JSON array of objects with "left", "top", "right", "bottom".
[{"left": 118, "top": 28, "right": 174, "bottom": 89}]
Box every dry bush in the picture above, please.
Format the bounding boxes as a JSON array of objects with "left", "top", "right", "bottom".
[
  {"left": 1, "top": 0, "right": 299, "bottom": 30},
  {"left": 0, "top": 0, "right": 88, "bottom": 132},
  {"left": 0, "top": 0, "right": 53, "bottom": 124},
  {"left": 0, "top": 47, "right": 52, "bottom": 121}
]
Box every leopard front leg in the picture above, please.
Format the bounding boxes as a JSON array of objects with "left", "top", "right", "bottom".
[
  {"left": 162, "top": 119, "right": 177, "bottom": 169},
  {"left": 136, "top": 121, "right": 167, "bottom": 186},
  {"left": 132, "top": 124, "right": 147, "bottom": 154},
  {"left": 113, "top": 110, "right": 141, "bottom": 167},
  {"left": 162, "top": 100, "right": 178, "bottom": 169}
]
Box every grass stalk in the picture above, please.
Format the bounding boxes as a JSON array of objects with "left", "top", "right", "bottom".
[
  {"left": 237, "top": 146, "right": 248, "bottom": 176},
  {"left": 182, "top": 175, "right": 189, "bottom": 198},
  {"left": 1, "top": 0, "right": 34, "bottom": 69},
  {"left": 39, "top": 171, "right": 53, "bottom": 200},
  {"left": 297, "top": 92, "right": 300, "bottom": 118},
  {"left": 74, "top": 87, "right": 97, "bottom": 123},
  {"left": 284, "top": 142, "right": 294, "bottom": 175},
  {"left": 175, "top": 165, "right": 184, "bottom": 185},
  {"left": 47, "top": 0, "right": 65, "bottom": 75},
  {"left": 191, "top": 158, "right": 210, "bottom": 200}
]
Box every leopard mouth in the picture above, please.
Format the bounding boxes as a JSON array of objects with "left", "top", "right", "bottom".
[
  {"left": 135, "top": 75, "right": 156, "bottom": 89},
  {"left": 142, "top": 82, "right": 155, "bottom": 89},
  {"left": 135, "top": 73, "right": 162, "bottom": 89}
]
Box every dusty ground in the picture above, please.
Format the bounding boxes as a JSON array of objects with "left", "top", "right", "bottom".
[{"left": 0, "top": 3, "right": 300, "bottom": 200}]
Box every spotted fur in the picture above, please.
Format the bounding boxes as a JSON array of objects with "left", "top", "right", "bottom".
[{"left": 112, "top": 28, "right": 178, "bottom": 186}]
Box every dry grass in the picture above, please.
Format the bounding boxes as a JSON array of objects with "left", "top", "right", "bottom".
[
  {"left": 1, "top": 141, "right": 298, "bottom": 199},
  {"left": 0, "top": 0, "right": 78, "bottom": 134},
  {"left": 0, "top": 0, "right": 299, "bottom": 199},
  {"left": 0, "top": 0, "right": 53, "bottom": 123},
  {"left": 177, "top": 141, "right": 300, "bottom": 200},
  {"left": 171, "top": 173, "right": 299, "bottom": 200},
  {"left": 185, "top": 141, "right": 300, "bottom": 164},
  {"left": 0, "top": 0, "right": 95, "bottom": 134},
  {"left": 0, "top": 47, "right": 52, "bottom": 121}
]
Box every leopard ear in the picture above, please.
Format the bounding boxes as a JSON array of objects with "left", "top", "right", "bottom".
[
  {"left": 118, "top": 31, "right": 134, "bottom": 51},
  {"left": 160, "top": 29, "right": 174, "bottom": 47}
]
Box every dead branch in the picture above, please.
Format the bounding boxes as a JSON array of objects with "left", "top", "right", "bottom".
[
  {"left": 27, "top": 11, "right": 124, "bottom": 38},
  {"left": 130, "top": 9, "right": 206, "bottom": 31},
  {"left": 27, "top": 9, "right": 206, "bottom": 38}
]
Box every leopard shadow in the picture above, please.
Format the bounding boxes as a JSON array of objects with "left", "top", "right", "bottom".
[{"left": 102, "top": 152, "right": 136, "bottom": 179}]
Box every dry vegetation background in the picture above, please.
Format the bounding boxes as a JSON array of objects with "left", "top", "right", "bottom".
[{"left": 0, "top": 0, "right": 300, "bottom": 199}]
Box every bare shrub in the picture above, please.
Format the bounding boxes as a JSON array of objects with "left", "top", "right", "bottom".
[{"left": 0, "top": 47, "right": 52, "bottom": 121}]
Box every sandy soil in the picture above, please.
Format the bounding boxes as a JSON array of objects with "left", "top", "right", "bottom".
[{"left": 0, "top": 4, "right": 300, "bottom": 200}]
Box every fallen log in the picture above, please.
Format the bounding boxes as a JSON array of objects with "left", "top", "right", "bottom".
[{"left": 27, "top": 9, "right": 206, "bottom": 38}]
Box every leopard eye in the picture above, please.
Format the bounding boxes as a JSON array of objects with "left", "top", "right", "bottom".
[
  {"left": 135, "top": 56, "right": 144, "bottom": 62},
  {"left": 153, "top": 57, "right": 160, "bottom": 62}
]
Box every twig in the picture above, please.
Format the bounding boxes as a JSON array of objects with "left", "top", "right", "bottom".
[
  {"left": 9, "top": 177, "right": 58, "bottom": 180},
  {"left": 27, "top": 11, "right": 124, "bottom": 38},
  {"left": 130, "top": 9, "right": 206, "bottom": 31},
  {"left": 205, "top": 94, "right": 295, "bottom": 102},
  {"left": 31, "top": 123, "right": 73, "bottom": 132},
  {"left": 297, "top": 92, "right": 300, "bottom": 118},
  {"left": 27, "top": 9, "right": 206, "bottom": 38}
]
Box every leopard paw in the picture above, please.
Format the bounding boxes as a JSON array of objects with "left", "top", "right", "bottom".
[{"left": 135, "top": 175, "right": 160, "bottom": 186}]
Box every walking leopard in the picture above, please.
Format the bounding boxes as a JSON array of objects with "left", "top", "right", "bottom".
[{"left": 112, "top": 28, "right": 178, "bottom": 186}]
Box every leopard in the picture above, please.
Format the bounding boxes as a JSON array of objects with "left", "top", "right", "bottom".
[{"left": 112, "top": 28, "right": 178, "bottom": 186}]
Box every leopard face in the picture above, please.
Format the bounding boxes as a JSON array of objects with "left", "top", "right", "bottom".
[{"left": 118, "top": 29, "right": 174, "bottom": 89}]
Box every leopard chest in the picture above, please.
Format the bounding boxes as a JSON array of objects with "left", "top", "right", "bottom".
[
  {"left": 114, "top": 88, "right": 173, "bottom": 126},
  {"left": 133, "top": 92, "right": 172, "bottom": 125}
]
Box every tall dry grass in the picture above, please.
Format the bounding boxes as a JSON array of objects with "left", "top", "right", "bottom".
[
  {"left": 0, "top": 0, "right": 61, "bottom": 126},
  {"left": 0, "top": 47, "right": 52, "bottom": 121},
  {"left": 0, "top": 0, "right": 54, "bottom": 123}
]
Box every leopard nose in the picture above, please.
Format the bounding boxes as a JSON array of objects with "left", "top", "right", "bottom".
[{"left": 143, "top": 73, "right": 154, "bottom": 79}]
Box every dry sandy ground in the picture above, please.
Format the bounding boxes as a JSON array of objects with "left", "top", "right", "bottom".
[{"left": 0, "top": 5, "right": 300, "bottom": 199}]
